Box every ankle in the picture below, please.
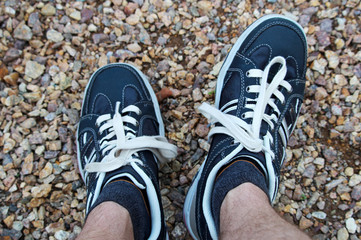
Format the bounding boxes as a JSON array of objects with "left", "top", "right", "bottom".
[
  {"left": 88, "top": 179, "right": 151, "bottom": 240},
  {"left": 219, "top": 183, "right": 271, "bottom": 238},
  {"left": 222, "top": 182, "right": 270, "bottom": 208},
  {"left": 78, "top": 202, "right": 134, "bottom": 240}
]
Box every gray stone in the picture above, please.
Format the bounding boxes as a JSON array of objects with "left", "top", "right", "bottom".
[
  {"left": 351, "top": 185, "right": 361, "bottom": 200},
  {"left": 325, "top": 178, "right": 345, "bottom": 192},
  {"left": 331, "top": 104, "right": 342, "bottom": 116},
  {"left": 156, "top": 60, "right": 170, "bottom": 72},
  {"left": 316, "top": 31, "right": 331, "bottom": 47},
  {"left": 92, "top": 33, "right": 109, "bottom": 44},
  {"left": 307, "top": 192, "right": 320, "bottom": 207},
  {"left": 12, "top": 221, "right": 23, "bottom": 231},
  {"left": 20, "top": 118, "right": 36, "bottom": 129},
  {"left": 171, "top": 223, "right": 187, "bottom": 239},
  {"left": 14, "top": 22, "right": 33, "bottom": 41},
  {"left": 320, "top": 19, "right": 333, "bottom": 33},
  {"left": 336, "top": 184, "right": 351, "bottom": 194},
  {"left": 65, "top": 109, "right": 79, "bottom": 125},
  {"left": 190, "top": 148, "right": 204, "bottom": 163},
  {"left": 3, "top": 48, "right": 22, "bottom": 63},
  {"left": 41, "top": 4, "right": 56, "bottom": 16},
  {"left": 196, "top": 61, "right": 210, "bottom": 74},
  {"left": 303, "top": 164, "right": 316, "bottom": 178},
  {"left": 28, "top": 12, "right": 40, "bottom": 27},
  {"left": 81, "top": 8, "right": 93, "bottom": 23},
  {"left": 192, "top": 88, "right": 203, "bottom": 102}
]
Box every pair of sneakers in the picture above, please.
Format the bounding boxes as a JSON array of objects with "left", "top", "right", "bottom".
[{"left": 77, "top": 14, "right": 307, "bottom": 240}]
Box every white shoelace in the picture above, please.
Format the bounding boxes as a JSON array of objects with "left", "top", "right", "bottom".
[
  {"left": 199, "top": 56, "right": 291, "bottom": 164},
  {"left": 85, "top": 102, "right": 178, "bottom": 173}
]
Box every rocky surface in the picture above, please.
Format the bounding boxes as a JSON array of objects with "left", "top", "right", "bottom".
[{"left": 0, "top": 0, "right": 360, "bottom": 239}]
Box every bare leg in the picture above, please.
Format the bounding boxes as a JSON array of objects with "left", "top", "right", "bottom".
[
  {"left": 220, "top": 183, "right": 310, "bottom": 240},
  {"left": 77, "top": 202, "right": 134, "bottom": 240}
]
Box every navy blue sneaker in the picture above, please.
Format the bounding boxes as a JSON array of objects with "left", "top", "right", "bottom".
[
  {"left": 77, "top": 63, "right": 177, "bottom": 239},
  {"left": 184, "top": 14, "right": 308, "bottom": 239}
]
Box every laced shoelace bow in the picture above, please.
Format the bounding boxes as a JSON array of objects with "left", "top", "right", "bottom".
[
  {"left": 199, "top": 56, "right": 291, "bottom": 162},
  {"left": 85, "top": 102, "right": 178, "bottom": 173}
]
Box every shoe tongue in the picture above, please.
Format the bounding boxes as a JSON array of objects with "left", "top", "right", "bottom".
[
  {"left": 93, "top": 95, "right": 112, "bottom": 115},
  {"left": 124, "top": 85, "right": 142, "bottom": 107},
  {"left": 142, "top": 118, "right": 158, "bottom": 135},
  {"left": 232, "top": 148, "right": 267, "bottom": 173},
  {"left": 102, "top": 151, "right": 158, "bottom": 189},
  {"left": 285, "top": 57, "right": 298, "bottom": 79},
  {"left": 249, "top": 46, "right": 286, "bottom": 84},
  {"left": 103, "top": 164, "right": 146, "bottom": 188},
  {"left": 248, "top": 45, "right": 271, "bottom": 70},
  {"left": 250, "top": 47, "right": 298, "bottom": 81},
  {"left": 210, "top": 134, "right": 267, "bottom": 175}
]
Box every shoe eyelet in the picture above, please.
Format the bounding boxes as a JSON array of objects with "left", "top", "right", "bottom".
[
  {"left": 246, "top": 71, "right": 250, "bottom": 77},
  {"left": 241, "top": 113, "right": 246, "bottom": 119},
  {"left": 246, "top": 86, "right": 250, "bottom": 93}
]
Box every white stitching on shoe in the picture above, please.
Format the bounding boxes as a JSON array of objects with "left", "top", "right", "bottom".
[
  {"left": 90, "top": 93, "right": 114, "bottom": 115},
  {"left": 247, "top": 43, "right": 273, "bottom": 63},
  {"left": 285, "top": 55, "right": 300, "bottom": 78}
]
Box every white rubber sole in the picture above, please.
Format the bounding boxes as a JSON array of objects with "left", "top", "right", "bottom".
[
  {"left": 183, "top": 161, "right": 206, "bottom": 240},
  {"left": 183, "top": 14, "right": 306, "bottom": 240}
]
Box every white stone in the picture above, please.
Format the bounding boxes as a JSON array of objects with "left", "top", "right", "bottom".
[
  {"left": 25, "top": 61, "right": 45, "bottom": 79},
  {"left": 46, "top": 29, "right": 64, "bottom": 42},
  {"left": 337, "top": 227, "right": 349, "bottom": 240},
  {"left": 126, "top": 14, "right": 140, "bottom": 25},
  {"left": 334, "top": 74, "right": 348, "bottom": 87},
  {"left": 12, "top": 221, "right": 23, "bottom": 231},
  {"left": 210, "top": 61, "right": 223, "bottom": 76},
  {"left": 345, "top": 218, "right": 357, "bottom": 234},
  {"left": 311, "top": 58, "right": 327, "bottom": 74},
  {"left": 70, "top": 11, "right": 81, "bottom": 21},
  {"left": 88, "top": 24, "right": 97, "bottom": 32},
  {"left": 312, "top": 211, "right": 326, "bottom": 220},
  {"left": 103, "top": 7, "right": 114, "bottom": 14},
  {"left": 5, "top": 7, "right": 16, "bottom": 17},
  {"left": 127, "top": 43, "right": 141, "bottom": 53},
  {"left": 55, "top": 230, "right": 70, "bottom": 240},
  {"left": 349, "top": 174, "right": 361, "bottom": 187},
  {"left": 64, "top": 45, "right": 77, "bottom": 57}
]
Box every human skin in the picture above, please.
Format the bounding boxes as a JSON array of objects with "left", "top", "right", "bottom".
[
  {"left": 77, "top": 182, "right": 310, "bottom": 240},
  {"left": 219, "top": 182, "right": 311, "bottom": 240}
]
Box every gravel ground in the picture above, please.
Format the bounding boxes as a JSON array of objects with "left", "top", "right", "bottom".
[{"left": 0, "top": 0, "right": 360, "bottom": 239}]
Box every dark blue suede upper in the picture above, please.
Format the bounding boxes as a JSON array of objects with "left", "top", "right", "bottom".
[
  {"left": 77, "top": 64, "right": 166, "bottom": 240},
  {"left": 195, "top": 16, "right": 307, "bottom": 239}
]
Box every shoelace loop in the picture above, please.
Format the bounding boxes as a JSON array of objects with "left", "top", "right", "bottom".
[
  {"left": 199, "top": 56, "right": 291, "bottom": 159},
  {"left": 85, "top": 102, "right": 178, "bottom": 173}
]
